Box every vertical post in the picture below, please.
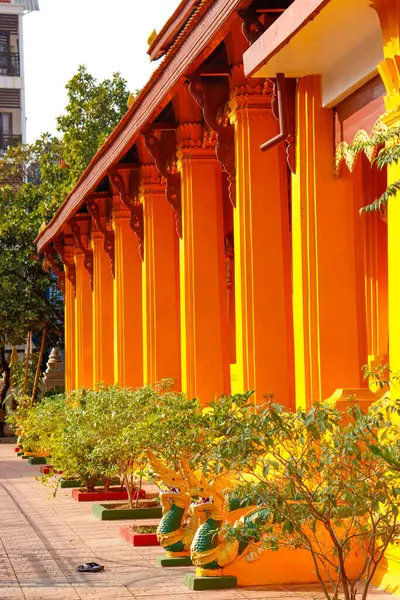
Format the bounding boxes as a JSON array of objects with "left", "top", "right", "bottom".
[
  {"left": 292, "top": 76, "right": 369, "bottom": 407},
  {"left": 141, "top": 171, "right": 181, "bottom": 387},
  {"left": 113, "top": 200, "right": 143, "bottom": 387},
  {"left": 178, "top": 148, "right": 229, "bottom": 403},
  {"left": 372, "top": 0, "right": 400, "bottom": 377},
  {"left": 73, "top": 234, "right": 93, "bottom": 389},
  {"left": 56, "top": 237, "right": 76, "bottom": 392},
  {"left": 92, "top": 224, "right": 114, "bottom": 386},
  {"left": 229, "top": 90, "right": 294, "bottom": 407}
]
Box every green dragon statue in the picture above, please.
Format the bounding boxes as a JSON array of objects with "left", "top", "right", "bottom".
[
  {"left": 180, "top": 458, "right": 270, "bottom": 577},
  {"left": 147, "top": 451, "right": 203, "bottom": 559}
]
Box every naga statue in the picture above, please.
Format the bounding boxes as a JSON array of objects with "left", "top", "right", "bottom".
[
  {"left": 146, "top": 451, "right": 202, "bottom": 560},
  {"left": 180, "top": 458, "right": 270, "bottom": 577}
]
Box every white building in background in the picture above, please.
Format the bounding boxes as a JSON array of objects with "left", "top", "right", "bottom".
[{"left": 0, "top": 0, "right": 39, "bottom": 155}]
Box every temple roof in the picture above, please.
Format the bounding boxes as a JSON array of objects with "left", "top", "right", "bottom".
[
  {"left": 147, "top": 0, "right": 202, "bottom": 61},
  {"left": 36, "top": 0, "right": 250, "bottom": 252}
]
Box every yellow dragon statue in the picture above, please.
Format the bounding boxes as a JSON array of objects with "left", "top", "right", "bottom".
[
  {"left": 180, "top": 458, "right": 270, "bottom": 578},
  {"left": 146, "top": 451, "right": 202, "bottom": 561}
]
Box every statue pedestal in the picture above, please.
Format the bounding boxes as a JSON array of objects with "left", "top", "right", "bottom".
[
  {"left": 157, "top": 556, "right": 192, "bottom": 567},
  {"left": 185, "top": 574, "right": 237, "bottom": 590}
]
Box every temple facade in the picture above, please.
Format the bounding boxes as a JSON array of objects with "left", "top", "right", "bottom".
[{"left": 36, "top": 0, "right": 400, "bottom": 591}]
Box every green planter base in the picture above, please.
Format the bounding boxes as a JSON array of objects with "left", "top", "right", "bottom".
[
  {"left": 17, "top": 452, "right": 24, "bottom": 456},
  {"left": 156, "top": 555, "right": 192, "bottom": 567},
  {"left": 92, "top": 503, "right": 162, "bottom": 521},
  {"left": 60, "top": 478, "right": 120, "bottom": 489},
  {"left": 185, "top": 574, "right": 237, "bottom": 590},
  {"left": 28, "top": 457, "right": 47, "bottom": 465}
]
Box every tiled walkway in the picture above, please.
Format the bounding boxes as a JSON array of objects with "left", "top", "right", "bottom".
[{"left": 0, "top": 444, "right": 398, "bottom": 600}]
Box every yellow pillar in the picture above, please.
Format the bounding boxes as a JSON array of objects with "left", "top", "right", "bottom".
[
  {"left": 229, "top": 94, "right": 294, "bottom": 407},
  {"left": 178, "top": 148, "right": 229, "bottom": 403},
  {"left": 372, "top": 0, "right": 400, "bottom": 375},
  {"left": 113, "top": 200, "right": 143, "bottom": 387},
  {"left": 292, "top": 76, "right": 368, "bottom": 407},
  {"left": 92, "top": 225, "right": 114, "bottom": 386},
  {"left": 63, "top": 238, "right": 76, "bottom": 392},
  {"left": 141, "top": 170, "right": 181, "bottom": 387}
]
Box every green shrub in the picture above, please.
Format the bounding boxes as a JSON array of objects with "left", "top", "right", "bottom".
[{"left": 202, "top": 399, "right": 400, "bottom": 600}]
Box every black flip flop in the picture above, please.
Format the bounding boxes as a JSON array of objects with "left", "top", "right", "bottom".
[{"left": 77, "top": 562, "right": 104, "bottom": 573}]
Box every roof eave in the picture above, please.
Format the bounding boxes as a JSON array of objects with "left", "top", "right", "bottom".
[
  {"left": 36, "top": 0, "right": 250, "bottom": 253},
  {"left": 147, "top": 0, "right": 200, "bottom": 61}
]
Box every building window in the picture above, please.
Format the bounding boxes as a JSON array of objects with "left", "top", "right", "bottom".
[
  {"left": 0, "top": 30, "right": 19, "bottom": 76},
  {"left": 0, "top": 112, "right": 20, "bottom": 154}
]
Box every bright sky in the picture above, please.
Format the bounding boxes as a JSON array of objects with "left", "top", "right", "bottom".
[{"left": 23, "top": 0, "right": 181, "bottom": 142}]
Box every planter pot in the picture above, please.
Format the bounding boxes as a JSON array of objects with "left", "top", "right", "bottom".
[
  {"left": 23, "top": 451, "right": 49, "bottom": 457},
  {"left": 40, "top": 465, "right": 54, "bottom": 475},
  {"left": 92, "top": 502, "right": 162, "bottom": 521},
  {"left": 60, "top": 477, "right": 120, "bottom": 489},
  {"left": 72, "top": 487, "right": 145, "bottom": 503},
  {"left": 119, "top": 525, "right": 159, "bottom": 547},
  {"left": 40, "top": 465, "right": 63, "bottom": 475},
  {"left": 28, "top": 456, "right": 48, "bottom": 465}
]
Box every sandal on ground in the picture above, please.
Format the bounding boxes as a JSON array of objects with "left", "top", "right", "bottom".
[{"left": 77, "top": 562, "right": 104, "bottom": 573}]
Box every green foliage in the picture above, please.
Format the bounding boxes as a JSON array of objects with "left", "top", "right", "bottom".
[
  {"left": 9, "top": 380, "right": 400, "bottom": 600},
  {"left": 0, "top": 66, "right": 129, "bottom": 402},
  {"left": 350, "top": 126, "right": 400, "bottom": 213},
  {"left": 17, "top": 393, "right": 67, "bottom": 455},
  {"left": 10, "top": 352, "right": 41, "bottom": 399},
  {"left": 57, "top": 66, "right": 130, "bottom": 183},
  {"left": 202, "top": 399, "right": 400, "bottom": 600},
  {"left": 147, "top": 387, "right": 208, "bottom": 470},
  {"left": 79, "top": 384, "right": 156, "bottom": 504}
]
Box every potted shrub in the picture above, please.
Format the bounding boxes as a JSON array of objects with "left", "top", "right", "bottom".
[{"left": 201, "top": 399, "right": 400, "bottom": 600}]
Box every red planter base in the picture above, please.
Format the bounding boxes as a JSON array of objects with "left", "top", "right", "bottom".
[
  {"left": 72, "top": 488, "right": 146, "bottom": 503},
  {"left": 119, "top": 525, "right": 159, "bottom": 547},
  {"left": 39, "top": 465, "right": 63, "bottom": 475}
]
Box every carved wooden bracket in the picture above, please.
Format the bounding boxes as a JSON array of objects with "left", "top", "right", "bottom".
[
  {"left": 70, "top": 220, "right": 94, "bottom": 286},
  {"left": 224, "top": 231, "right": 234, "bottom": 291},
  {"left": 53, "top": 238, "right": 76, "bottom": 293},
  {"left": 264, "top": 74, "right": 297, "bottom": 174},
  {"left": 188, "top": 77, "right": 236, "bottom": 207},
  {"left": 87, "top": 199, "right": 115, "bottom": 275},
  {"left": 143, "top": 131, "right": 182, "bottom": 237},
  {"left": 109, "top": 171, "right": 144, "bottom": 260},
  {"left": 43, "top": 245, "right": 65, "bottom": 295},
  {"left": 238, "top": 7, "right": 265, "bottom": 45}
]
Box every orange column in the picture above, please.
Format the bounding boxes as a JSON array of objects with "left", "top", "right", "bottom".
[
  {"left": 113, "top": 200, "right": 143, "bottom": 387},
  {"left": 352, "top": 157, "right": 388, "bottom": 374},
  {"left": 63, "top": 239, "right": 76, "bottom": 392},
  {"left": 92, "top": 225, "right": 114, "bottom": 386},
  {"left": 178, "top": 148, "right": 229, "bottom": 404},
  {"left": 74, "top": 249, "right": 93, "bottom": 388},
  {"left": 141, "top": 171, "right": 181, "bottom": 387},
  {"left": 229, "top": 93, "right": 294, "bottom": 407},
  {"left": 292, "top": 76, "right": 369, "bottom": 407}
]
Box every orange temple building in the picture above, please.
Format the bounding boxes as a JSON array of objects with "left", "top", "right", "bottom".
[{"left": 36, "top": 0, "right": 400, "bottom": 591}]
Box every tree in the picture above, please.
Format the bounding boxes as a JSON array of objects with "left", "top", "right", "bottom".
[
  {"left": 204, "top": 400, "right": 400, "bottom": 600},
  {"left": 57, "top": 66, "right": 130, "bottom": 184},
  {"left": 0, "top": 66, "right": 130, "bottom": 403},
  {"left": 351, "top": 126, "right": 400, "bottom": 213}
]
